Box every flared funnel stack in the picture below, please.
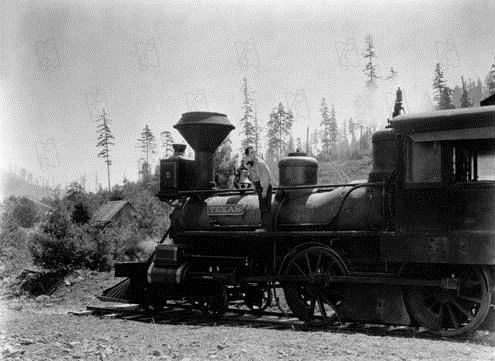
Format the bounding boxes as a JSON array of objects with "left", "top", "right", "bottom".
[{"left": 174, "top": 112, "right": 234, "bottom": 188}]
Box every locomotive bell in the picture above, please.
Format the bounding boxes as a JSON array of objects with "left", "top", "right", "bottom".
[
  {"left": 174, "top": 112, "right": 235, "bottom": 189},
  {"left": 234, "top": 160, "right": 252, "bottom": 191}
]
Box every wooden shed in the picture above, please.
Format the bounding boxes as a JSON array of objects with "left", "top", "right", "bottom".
[{"left": 91, "top": 200, "right": 136, "bottom": 226}]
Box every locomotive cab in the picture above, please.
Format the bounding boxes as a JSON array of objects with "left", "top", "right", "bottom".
[{"left": 382, "top": 106, "right": 495, "bottom": 264}]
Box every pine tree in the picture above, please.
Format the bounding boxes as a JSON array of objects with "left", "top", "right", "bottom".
[
  {"left": 460, "top": 76, "right": 473, "bottom": 108},
  {"left": 308, "top": 129, "right": 319, "bottom": 158},
  {"left": 239, "top": 78, "right": 257, "bottom": 150},
  {"left": 329, "top": 105, "right": 338, "bottom": 152},
  {"left": 160, "top": 130, "right": 174, "bottom": 158},
  {"left": 137, "top": 125, "right": 156, "bottom": 180},
  {"left": 266, "top": 102, "right": 294, "bottom": 161},
  {"left": 433, "top": 63, "right": 454, "bottom": 110},
  {"left": 254, "top": 108, "right": 261, "bottom": 153},
  {"left": 363, "top": 34, "right": 379, "bottom": 87},
  {"left": 95, "top": 108, "right": 114, "bottom": 191},
  {"left": 319, "top": 98, "right": 331, "bottom": 158}
]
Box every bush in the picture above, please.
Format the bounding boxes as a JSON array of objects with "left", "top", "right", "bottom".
[
  {"left": 40, "top": 204, "right": 72, "bottom": 240},
  {"left": 28, "top": 202, "right": 106, "bottom": 272},
  {"left": 28, "top": 232, "right": 80, "bottom": 271},
  {"left": 71, "top": 202, "right": 90, "bottom": 224},
  {"left": 72, "top": 225, "right": 112, "bottom": 271},
  {"left": 2, "top": 196, "right": 40, "bottom": 228}
]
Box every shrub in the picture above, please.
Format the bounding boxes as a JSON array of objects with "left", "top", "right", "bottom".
[
  {"left": 2, "top": 196, "right": 40, "bottom": 228},
  {"left": 71, "top": 202, "right": 90, "bottom": 224},
  {"left": 28, "top": 231, "right": 80, "bottom": 271},
  {"left": 40, "top": 204, "right": 71, "bottom": 240},
  {"left": 28, "top": 203, "right": 94, "bottom": 272},
  {"left": 72, "top": 224, "right": 112, "bottom": 271}
]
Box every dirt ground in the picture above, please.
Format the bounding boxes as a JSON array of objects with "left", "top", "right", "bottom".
[{"left": 1, "top": 271, "right": 495, "bottom": 361}]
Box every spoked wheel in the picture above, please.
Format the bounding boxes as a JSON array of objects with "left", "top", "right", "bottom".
[
  {"left": 283, "top": 246, "right": 347, "bottom": 326},
  {"left": 245, "top": 283, "right": 272, "bottom": 313},
  {"left": 404, "top": 265, "right": 492, "bottom": 337}
]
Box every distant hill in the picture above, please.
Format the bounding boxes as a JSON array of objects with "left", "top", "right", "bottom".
[{"left": 0, "top": 170, "right": 53, "bottom": 201}]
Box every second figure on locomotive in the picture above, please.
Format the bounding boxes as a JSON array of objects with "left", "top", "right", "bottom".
[{"left": 244, "top": 146, "right": 273, "bottom": 232}]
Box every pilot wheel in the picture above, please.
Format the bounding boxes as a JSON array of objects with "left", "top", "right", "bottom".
[{"left": 282, "top": 246, "right": 346, "bottom": 326}]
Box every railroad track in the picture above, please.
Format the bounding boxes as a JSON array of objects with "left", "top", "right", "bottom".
[{"left": 82, "top": 303, "right": 494, "bottom": 345}]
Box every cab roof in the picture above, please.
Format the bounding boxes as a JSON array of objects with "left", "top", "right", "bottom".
[{"left": 389, "top": 105, "right": 495, "bottom": 134}]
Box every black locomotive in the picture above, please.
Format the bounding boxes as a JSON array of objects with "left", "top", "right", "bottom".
[{"left": 102, "top": 103, "right": 495, "bottom": 337}]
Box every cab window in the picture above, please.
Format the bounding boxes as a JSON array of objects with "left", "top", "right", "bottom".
[
  {"left": 406, "top": 140, "right": 442, "bottom": 183},
  {"left": 447, "top": 140, "right": 495, "bottom": 182}
]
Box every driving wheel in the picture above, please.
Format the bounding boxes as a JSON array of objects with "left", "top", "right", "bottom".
[
  {"left": 404, "top": 264, "right": 492, "bottom": 337},
  {"left": 283, "top": 246, "right": 346, "bottom": 326}
]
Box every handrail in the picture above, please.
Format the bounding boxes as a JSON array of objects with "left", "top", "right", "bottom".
[{"left": 170, "top": 181, "right": 385, "bottom": 196}]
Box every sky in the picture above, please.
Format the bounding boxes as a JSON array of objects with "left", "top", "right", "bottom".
[{"left": 1, "top": 0, "right": 494, "bottom": 192}]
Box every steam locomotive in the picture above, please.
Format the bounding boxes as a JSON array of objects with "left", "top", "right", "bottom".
[{"left": 102, "top": 102, "right": 495, "bottom": 337}]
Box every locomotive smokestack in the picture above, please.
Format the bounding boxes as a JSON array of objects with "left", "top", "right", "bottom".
[{"left": 174, "top": 112, "right": 234, "bottom": 189}]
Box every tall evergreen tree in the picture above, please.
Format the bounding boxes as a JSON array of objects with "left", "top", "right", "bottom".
[
  {"left": 266, "top": 102, "right": 294, "bottom": 161},
  {"left": 308, "top": 129, "right": 319, "bottom": 158},
  {"left": 137, "top": 125, "right": 156, "bottom": 179},
  {"left": 329, "top": 105, "right": 338, "bottom": 152},
  {"left": 319, "top": 98, "right": 331, "bottom": 158},
  {"left": 160, "top": 130, "right": 174, "bottom": 158},
  {"left": 433, "top": 63, "right": 454, "bottom": 110},
  {"left": 95, "top": 108, "right": 114, "bottom": 191},
  {"left": 320, "top": 100, "right": 338, "bottom": 160},
  {"left": 254, "top": 108, "right": 261, "bottom": 153},
  {"left": 239, "top": 78, "right": 258, "bottom": 150},
  {"left": 460, "top": 76, "right": 473, "bottom": 108},
  {"left": 363, "top": 34, "right": 379, "bottom": 87}
]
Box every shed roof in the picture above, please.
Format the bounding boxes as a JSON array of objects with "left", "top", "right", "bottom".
[{"left": 92, "top": 200, "right": 135, "bottom": 223}]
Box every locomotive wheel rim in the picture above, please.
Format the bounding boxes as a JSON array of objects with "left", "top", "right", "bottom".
[
  {"left": 283, "top": 246, "right": 346, "bottom": 326},
  {"left": 404, "top": 265, "right": 491, "bottom": 337}
]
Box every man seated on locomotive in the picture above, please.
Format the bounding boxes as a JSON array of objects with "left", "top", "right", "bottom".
[{"left": 244, "top": 146, "right": 273, "bottom": 232}]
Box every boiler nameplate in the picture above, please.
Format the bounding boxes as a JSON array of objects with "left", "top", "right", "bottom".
[{"left": 207, "top": 204, "right": 244, "bottom": 216}]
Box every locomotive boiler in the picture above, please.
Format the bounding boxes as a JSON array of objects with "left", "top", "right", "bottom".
[{"left": 103, "top": 106, "right": 495, "bottom": 337}]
